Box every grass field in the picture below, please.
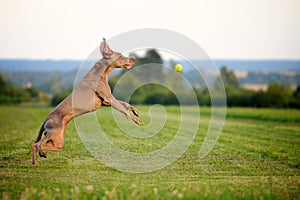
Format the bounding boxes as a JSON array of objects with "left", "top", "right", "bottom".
[{"left": 0, "top": 105, "right": 299, "bottom": 199}]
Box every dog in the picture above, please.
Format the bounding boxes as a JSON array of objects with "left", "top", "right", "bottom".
[{"left": 32, "top": 38, "right": 144, "bottom": 165}]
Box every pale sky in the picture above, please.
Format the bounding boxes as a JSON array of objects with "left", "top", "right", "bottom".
[{"left": 0, "top": 0, "right": 299, "bottom": 60}]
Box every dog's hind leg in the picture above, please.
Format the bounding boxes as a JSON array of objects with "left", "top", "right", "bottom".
[
  {"left": 32, "top": 135, "right": 61, "bottom": 164},
  {"left": 33, "top": 120, "right": 66, "bottom": 163},
  {"left": 37, "top": 128, "right": 65, "bottom": 156},
  {"left": 32, "top": 143, "right": 38, "bottom": 165}
]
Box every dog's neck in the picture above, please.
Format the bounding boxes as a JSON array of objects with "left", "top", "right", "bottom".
[{"left": 97, "top": 58, "right": 115, "bottom": 82}]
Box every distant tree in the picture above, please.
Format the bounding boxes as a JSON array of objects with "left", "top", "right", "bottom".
[
  {"left": 251, "top": 90, "right": 265, "bottom": 108},
  {"left": 112, "top": 49, "right": 163, "bottom": 86},
  {"left": 143, "top": 49, "right": 164, "bottom": 81},
  {"left": 145, "top": 49, "right": 163, "bottom": 64},
  {"left": 110, "top": 49, "right": 168, "bottom": 104},
  {"left": 0, "top": 73, "right": 7, "bottom": 96},
  {"left": 128, "top": 49, "right": 164, "bottom": 82},
  {"left": 263, "top": 82, "right": 291, "bottom": 108},
  {"left": 51, "top": 90, "right": 71, "bottom": 106},
  {"left": 144, "top": 90, "right": 178, "bottom": 105},
  {"left": 213, "top": 66, "right": 241, "bottom": 106},
  {"left": 26, "top": 87, "right": 39, "bottom": 98},
  {"left": 18, "top": 89, "right": 31, "bottom": 102},
  {"left": 220, "top": 66, "right": 240, "bottom": 88},
  {"left": 194, "top": 87, "right": 211, "bottom": 106},
  {"left": 290, "top": 85, "right": 300, "bottom": 108},
  {"left": 130, "top": 84, "right": 161, "bottom": 105},
  {"left": 0, "top": 73, "right": 31, "bottom": 104},
  {"left": 226, "top": 88, "right": 255, "bottom": 107}
]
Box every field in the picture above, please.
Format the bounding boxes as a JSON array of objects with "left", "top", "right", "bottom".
[{"left": 0, "top": 106, "right": 299, "bottom": 199}]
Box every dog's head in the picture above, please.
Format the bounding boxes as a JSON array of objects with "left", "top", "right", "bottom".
[{"left": 100, "top": 38, "right": 135, "bottom": 69}]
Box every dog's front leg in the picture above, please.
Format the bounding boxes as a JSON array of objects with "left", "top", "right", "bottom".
[
  {"left": 118, "top": 100, "right": 140, "bottom": 117},
  {"left": 110, "top": 96, "right": 144, "bottom": 125}
]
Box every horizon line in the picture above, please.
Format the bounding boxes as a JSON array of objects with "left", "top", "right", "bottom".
[{"left": 0, "top": 57, "right": 299, "bottom": 61}]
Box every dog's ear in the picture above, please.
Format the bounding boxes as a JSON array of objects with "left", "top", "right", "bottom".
[{"left": 100, "top": 38, "right": 113, "bottom": 59}]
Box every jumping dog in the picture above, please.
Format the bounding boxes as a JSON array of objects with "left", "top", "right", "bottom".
[{"left": 32, "top": 38, "right": 144, "bottom": 165}]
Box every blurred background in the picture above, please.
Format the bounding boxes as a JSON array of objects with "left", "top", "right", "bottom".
[{"left": 0, "top": 0, "right": 299, "bottom": 108}]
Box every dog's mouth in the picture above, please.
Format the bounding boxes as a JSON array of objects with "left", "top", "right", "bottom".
[
  {"left": 124, "top": 63, "right": 133, "bottom": 69},
  {"left": 124, "top": 58, "right": 135, "bottom": 69}
]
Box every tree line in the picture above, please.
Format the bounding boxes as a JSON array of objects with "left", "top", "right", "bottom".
[
  {"left": 196, "top": 66, "right": 300, "bottom": 108},
  {"left": 0, "top": 73, "right": 40, "bottom": 104},
  {"left": 108, "top": 50, "right": 300, "bottom": 109},
  {"left": 1, "top": 49, "right": 300, "bottom": 108}
]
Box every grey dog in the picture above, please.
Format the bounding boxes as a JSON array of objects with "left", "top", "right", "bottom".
[{"left": 32, "top": 38, "right": 144, "bottom": 165}]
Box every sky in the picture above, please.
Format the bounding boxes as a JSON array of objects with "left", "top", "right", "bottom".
[{"left": 0, "top": 0, "right": 299, "bottom": 60}]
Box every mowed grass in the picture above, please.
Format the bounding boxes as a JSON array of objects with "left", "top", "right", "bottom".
[{"left": 0, "top": 105, "right": 299, "bottom": 199}]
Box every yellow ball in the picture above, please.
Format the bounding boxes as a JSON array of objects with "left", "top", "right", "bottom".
[{"left": 175, "top": 64, "right": 183, "bottom": 72}]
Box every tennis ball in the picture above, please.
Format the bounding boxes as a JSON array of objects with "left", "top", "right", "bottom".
[{"left": 175, "top": 64, "right": 183, "bottom": 72}]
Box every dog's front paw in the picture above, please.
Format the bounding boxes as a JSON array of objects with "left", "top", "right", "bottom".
[
  {"left": 132, "top": 117, "right": 144, "bottom": 125},
  {"left": 131, "top": 107, "right": 140, "bottom": 117}
]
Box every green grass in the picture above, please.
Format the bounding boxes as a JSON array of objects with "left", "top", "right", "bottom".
[{"left": 0, "top": 105, "right": 299, "bottom": 199}]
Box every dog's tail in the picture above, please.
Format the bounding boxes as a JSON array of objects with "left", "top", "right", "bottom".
[{"left": 35, "top": 120, "right": 46, "bottom": 143}]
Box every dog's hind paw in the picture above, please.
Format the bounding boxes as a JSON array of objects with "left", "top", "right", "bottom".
[
  {"left": 32, "top": 160, "right": 38, "bottom": 165},
  {"left": 39, "top": 152, "right": 47, "bottom": 158}
]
